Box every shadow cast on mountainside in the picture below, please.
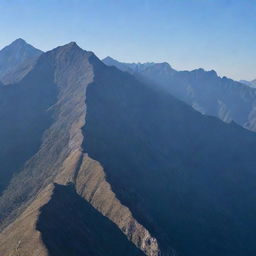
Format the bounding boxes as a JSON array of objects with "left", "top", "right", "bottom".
[
  {"left": 82, "top": 58, "right": 256, "bottom": 256},
  {"left": 36, "top": 183, "right": 145, "bottom": 256}
]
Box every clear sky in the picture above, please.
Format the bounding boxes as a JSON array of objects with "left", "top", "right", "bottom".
[{"left": 0, "top": 0, "right": 255, "bottom": 80}]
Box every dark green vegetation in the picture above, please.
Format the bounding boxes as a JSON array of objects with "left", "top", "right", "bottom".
[
  {"left": 84, "top": 61, "right": 256, "bottom": 256},
  {"left": 37, "top": 183, "right": 145, "bottom": 256}
]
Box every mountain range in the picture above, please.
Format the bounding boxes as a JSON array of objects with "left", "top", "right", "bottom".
[
  {"left": 1, "top": 40, "right": 256, "bottom": 256},
  {"left": 103, "top": 56, "right": 256, "bottom": 132},
  {"left": 240, "top": 79, "right": 256, "bottom": 87}
]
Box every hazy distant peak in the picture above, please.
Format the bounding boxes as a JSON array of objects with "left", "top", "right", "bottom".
[
  {"left": 0, "top": 38, "right": 43, "bottom": 84},
  {"left": 239, "top": 80, "right": 252, "bottom": 86},
  {"left": 240, "top": 79, "right": 256, "bottom": 87},
  {"left": 103, "top": 56, "right": 115, "bottom": 62},
  {"left": 1, "top": 38, "right": 42, "bottom": 53},
  {"left": 11, "top": 38, "right": 27, "bottom": 45},
  {"left": 190, "top": 68, "right": 218, "bottom": 79},
  {"left": 102, "top": 56, "right": 176, "bottom": 76},
  {"left": 103, "top": 56, "right": 173, "bottom": 68},
  {"left": 251, "top": 79, "right": 256, "bottom": 86},
  {"left": 148, "top": 61, "right": 174, "bottom": 70}
]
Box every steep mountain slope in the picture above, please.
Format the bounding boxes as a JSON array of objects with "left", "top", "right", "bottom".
[
  {"left": 0, "top": 38, "right": 42, "bottom": 84},
  {"left": 1, "top": 43, "right": 256, "bottom": 256},
  {"left": 103, "top": 57, "right": 256, "bottom": 132},
  {"left": 83, "top": 63, "right": 256, "bottom": 256},
  {"left": 0, "top": 43, "right": 156, "bottom": 256}
]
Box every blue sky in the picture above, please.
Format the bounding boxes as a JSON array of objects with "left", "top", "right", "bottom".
[{"left": 0, "top": 0, "right": 255, "bottom": 80}]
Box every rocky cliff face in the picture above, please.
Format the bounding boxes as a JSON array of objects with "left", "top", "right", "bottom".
[
  {"left": 103, "top": 57, "right": 256, "bottom": 132},
  {"left": 1, "top": 43, "right": 256, "bottom": 256},
  {"left": 0, "top": 38, "right": 42, "bottom": 84}
]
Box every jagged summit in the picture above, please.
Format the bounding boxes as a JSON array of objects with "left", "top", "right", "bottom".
[
  {"left": 57, "top": 41, "right": 80, "bottom": 50},
  {"left": 47, "top": 41, "right": 100, "bottom": 63},
  {"left": 102, "top": 56, "right": 176, "bottom": 76},
  {"left": 103, "top": 56, "right": 114, "bottom": 61},
  {"left": 103, "top": 56, "right": 256, "bottom": 131},
  {"left": 103, "top": 56, "right": 174, "bottom": 69},
  {"left": 45, "top": 41, "right": 81, "bottom": 54},
  {"left": 188, "top": 68, "right": 219, "bottom": 80}
]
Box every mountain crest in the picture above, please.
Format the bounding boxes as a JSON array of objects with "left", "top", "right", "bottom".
[
  {"left": 10, "top": 38, "right": 27, "bottom": 46},
  {"left": 0, "top": 38, "right": 43, "bottom": 84}
]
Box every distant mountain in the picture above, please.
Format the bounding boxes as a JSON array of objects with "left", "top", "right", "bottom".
[
  {"left": 0, "top": 38, "right": 43, "bottom": 84},
  {"left": 239, "top": 80, "right": 253, "bottom": 86},
  {"left": 251, "top": 79, "right": 256, "bottom": 86},
  {"left": 1, "top": 43, "right": 256, "bottom": 256},
  {"left": 103, "top": 56, "right": 176, "bottom": 76},
  {"left": 103, "top": 56, "right": 134, "bottom": 73},
  {"left": 103, "top": 56, "right": 176, "bottom": 81},
  {"left": 103, "top": 57, "right": 256, "bottom": 132},
  {"left": 240, "top": 79, "right": 256, "bottom": 87}
]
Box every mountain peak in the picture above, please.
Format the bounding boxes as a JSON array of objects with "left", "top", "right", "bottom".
[
  {"left": 50, "top": 41, "right": 83, "bottom": 55},
  {"left": 1, "top": 38, "right": 42, "bottom": 53},
  {"left": 64, "top": 41, "right": 79, "bottom": 48},
  {"left": 11, "top": 38, "right": 27, "bottom": 45},
  {"left": 103, "top": 56, "right": 115, "bottom": 62},
  {"left": 192, "top": 68, "right": 218, "bottom": 78},
  {"left": 0, "top": 39, "right": 43, "bottom": 83}
]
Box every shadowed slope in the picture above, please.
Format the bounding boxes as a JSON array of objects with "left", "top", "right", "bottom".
[
  {"left": 0, "top": 53, "right": 57, "bottom": 194},
  {"left": 37, "top": 183, "right": 145, "bottom": 256},
  {"left": 0, "top": 42, "right": 94, "bottom": 228},
  {"left": 0, "top": 43, "right": 160, "bottom": 256},
  {"left": 83, "top": 62, "right": 256, "bottom": 256}
]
